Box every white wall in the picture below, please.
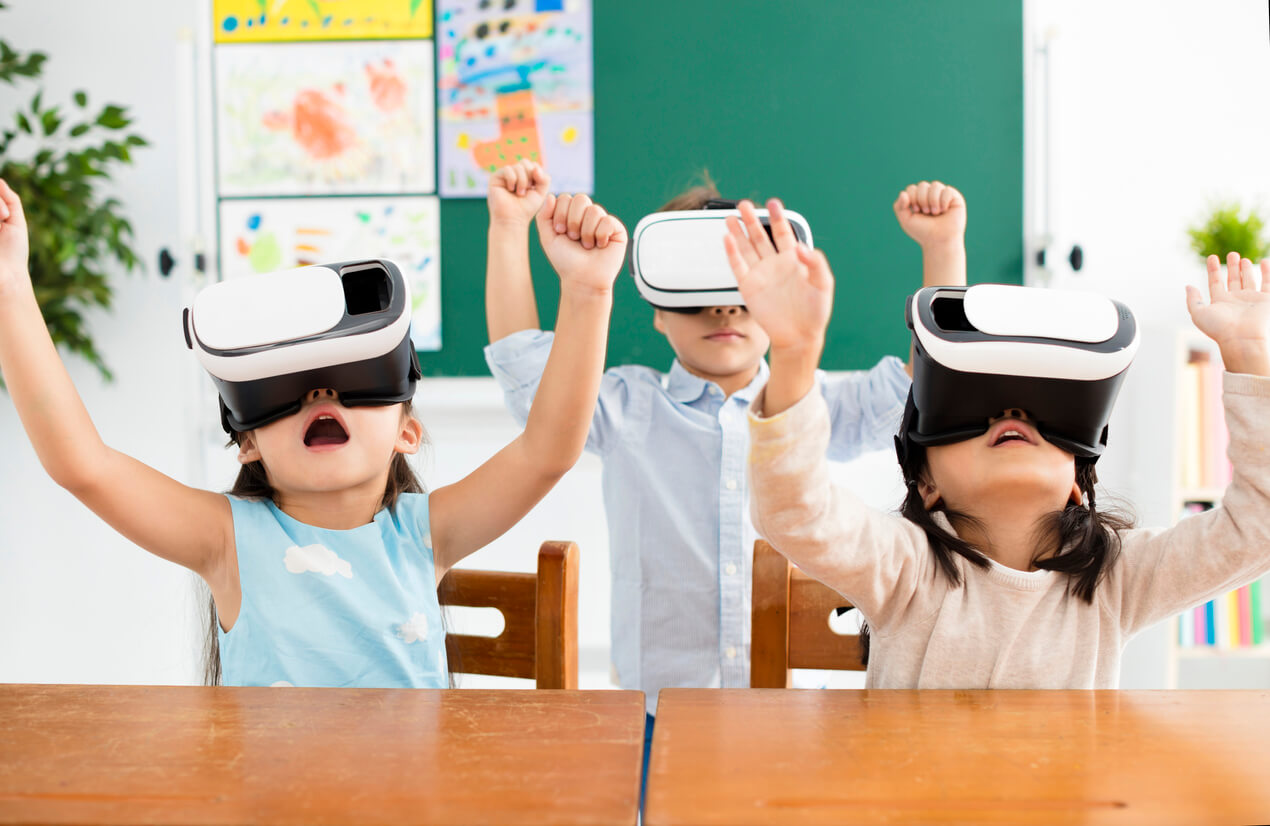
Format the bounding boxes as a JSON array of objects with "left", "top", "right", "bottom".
[{"left": 0, "top": 0, "right": 204, "bottom": 683}]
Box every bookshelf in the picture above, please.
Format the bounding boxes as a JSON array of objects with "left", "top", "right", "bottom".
[{"left": 1159, "top": 333, "right": 1269, "bottom": 689}]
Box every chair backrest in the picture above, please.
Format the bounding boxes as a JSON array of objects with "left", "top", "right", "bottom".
[
  {"left": 439, "top": 540, "right": 579, "bottom": 689},
  {"left": 750, "top": 539, "right": 864, "bottom": 688}
]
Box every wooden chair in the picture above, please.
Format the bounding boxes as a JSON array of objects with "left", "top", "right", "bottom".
[
  {"left": 438, "top": 540, "right": 579, "bottom": 689},
  {"left": 750, "top": 539, "right": 865, "bottom": 687}
]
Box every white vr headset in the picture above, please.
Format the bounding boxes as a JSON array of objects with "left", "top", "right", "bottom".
[
  {"left": 184, "top": 259, "right": 421, "bottom": 433},
  {"left": 898, "top": 284, "right": 1139, "bottom": 462},
  {"left": 629, "top": 202, "right": 813, "bottom": 309}
]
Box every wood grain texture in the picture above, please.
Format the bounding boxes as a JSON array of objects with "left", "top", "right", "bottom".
[
  {"left": 0, "top": 684, "right": 643, "bottom": 825},
  {"left": 751, "top": 540, "right": 862, "bottom": 688},
  {"left": 439, "top": 540, "right": 579, "bottom": 688},
  {"left": 534, "top": 541, "right": 579, "bottom": 690},
  {"left": 645, "top": 688, "right": 1270, "bottom": 825}
]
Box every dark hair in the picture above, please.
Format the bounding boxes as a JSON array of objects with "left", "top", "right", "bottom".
[
  {"left": 857, "top": 442, "right": 1135, "bottom": 666},
  {"left": 201, "top": 402, "right": 427, "bottom": 685}
]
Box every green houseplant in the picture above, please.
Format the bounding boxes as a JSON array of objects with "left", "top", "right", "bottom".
[
  {"left": 1187, "top": 202, "right": 1270, "bottom": 264},
  {"left": 0, "top": 1, "right": 148, "bottom": 381}
]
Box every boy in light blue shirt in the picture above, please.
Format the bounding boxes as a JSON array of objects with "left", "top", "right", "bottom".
[{"left": 482, "top": 163, "right": 966, "bottom": 778}]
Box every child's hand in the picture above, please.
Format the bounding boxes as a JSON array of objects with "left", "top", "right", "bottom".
[
  {"left": 723, "top": 198, "right": 834, "bottom": 355},
  {"left": 534, "top": 193, "right": 627, "bottom": 294},
  {"left": 0, "top": 179, "right": 31, "bottom": 296},
  {"left": 1186, "top": 253, "right": 1270, "bottom": 376},
  {"left": 488, "top": 160, "right": 550, "bottom": 231},
  {"left": 893, "top": 181, "right": 966, "bottom": 249}
]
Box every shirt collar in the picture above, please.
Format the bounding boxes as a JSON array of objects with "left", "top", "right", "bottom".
[{"left": 664, "top": 359, "right": 770, "bottom": 404}]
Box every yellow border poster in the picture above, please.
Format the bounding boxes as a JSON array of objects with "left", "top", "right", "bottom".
[{"left": 214, "top": 0, "right": 433, "bottom": 43}]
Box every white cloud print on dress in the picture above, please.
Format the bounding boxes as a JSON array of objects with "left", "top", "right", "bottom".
[
  {"left": 283, "top": 544, "right": 353, "bottom": 578},
  {"left": 395, "top": 612, "right": 430, "bottom": 644}
]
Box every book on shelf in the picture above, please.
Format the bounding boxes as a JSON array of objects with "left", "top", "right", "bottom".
[
  {"left": 1177, "top": 580, "right": 1265, "bottom": 649},
  {"left": 1179, "top": 351, "right": 1232, "bottom": 492}
]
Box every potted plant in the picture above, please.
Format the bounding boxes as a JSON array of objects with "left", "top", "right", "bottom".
[
  {"left": 1187, "top": 202, "right": 1270, "bottom": 265},
  {"left": 0, "top": 1, "right": 148, "bottom": 381}
]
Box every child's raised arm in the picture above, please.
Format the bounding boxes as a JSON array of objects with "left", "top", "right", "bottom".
[
  {"left": 1113, "top": 252, "right": 1270, "bottom": 634},
  {"left": 0, "top": 179, "right": 233, "bottom": 582},
  {"left": 431, "top": 192, "right": 626, "bottom": 579},
  {"left": 723, "top": 198, "right": 834, "bottom": 416},
  {"left": 724, "top": 197, "right": 930, "bottom": 623},
  {"left": 485, "top": 160, "right": 550, "bottom": 342},
  {"left": 894, "top": 181, "right": 967, "bottom": 376},
  {"left": 893, "top": 180, "right": 967, "bottom": 290}
]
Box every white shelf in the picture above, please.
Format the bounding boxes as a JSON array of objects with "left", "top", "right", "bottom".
[{"left": 1175, "top": 646, "right": 1270, "bottom": 659}]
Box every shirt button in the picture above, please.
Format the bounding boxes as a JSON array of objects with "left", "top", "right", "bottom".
[
  {"left": 725, "top": 563, "right": 738, "bottom": 576},
  {"left": 725, "top": 479, "right": 738, "bottom": 490},
  {"left": 726, "top": 646, "right": 738, "bottom": 659}
]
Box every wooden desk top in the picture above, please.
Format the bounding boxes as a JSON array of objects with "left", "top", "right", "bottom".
[
  {"left": 645, "top": 688, "right": 1270, "bottom": 826},
  {"left": 0, "top": 684, "right": 644, "bottom": 826}
]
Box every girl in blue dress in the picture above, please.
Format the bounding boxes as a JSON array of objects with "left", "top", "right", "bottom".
[{"left": 0, "top": 177, "right": 626, "bottom": 688}]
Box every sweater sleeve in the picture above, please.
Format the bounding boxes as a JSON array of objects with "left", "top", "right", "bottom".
[
  {"left": 1110, "top": 372, "right": 1270, "bottom": 635},
  {"left": 747, "top": 384, "right": 934, "bottom": 629}
]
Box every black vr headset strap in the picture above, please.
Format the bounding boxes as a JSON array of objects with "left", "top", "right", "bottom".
[
  {"left": 703, "top": 198, "right": 740, "bottom": 210},
  {"left": 894, "top": 391, "right": 918, "bottom": 468}
]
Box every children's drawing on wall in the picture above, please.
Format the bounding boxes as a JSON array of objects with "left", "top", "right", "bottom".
[
  {"left": 437, "top": 0, "right": 593, "bottom": 197},
  {"left": 218, "top": 196, "right": 442, "bottom": 350},
  {"left": 215, "top": 41, "right": 435, "bottom": 196},
  {"left": 213, "top": 0, "right": 434, "bottom": 43}
]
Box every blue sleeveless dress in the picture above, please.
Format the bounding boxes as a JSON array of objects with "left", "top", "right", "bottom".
[{"left": 218, "top": 493, "right": 448, "bottom": 688}]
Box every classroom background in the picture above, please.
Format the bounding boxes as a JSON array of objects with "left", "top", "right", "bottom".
[{"left": 1, "top": 0, "right": 1268, "bottom": 691}]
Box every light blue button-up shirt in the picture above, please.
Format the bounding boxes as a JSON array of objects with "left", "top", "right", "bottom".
[{"left": 485, "top": 330, "right": 909, "bottom": 713}]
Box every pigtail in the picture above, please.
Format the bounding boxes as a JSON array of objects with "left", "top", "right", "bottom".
[
  {"left": 1032, "top": 461, "right": 1135, "bottom": 602},
  {"left": 859, "top": 471, "right": 992, "bottom": 667}
]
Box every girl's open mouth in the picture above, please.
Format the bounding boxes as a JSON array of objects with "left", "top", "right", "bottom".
[
  {"left": 304, "top": 414, "right": 349, "bottom": 448},
  {"left": 988, "top": 419, "right": 1038, "bottom": 447}
]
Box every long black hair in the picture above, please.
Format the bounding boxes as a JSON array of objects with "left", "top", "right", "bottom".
[
  {"left": 858, "top": 440, "right": 1135, "bottom": 666},
  {"left": 201, "top": 403, "right": 426, "bottom": 685}
]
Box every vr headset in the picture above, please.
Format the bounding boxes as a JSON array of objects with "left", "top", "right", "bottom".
[
  {"left": 184, "top": 259, "right": 421, "bottom": 433},
  {"left": 897, "top": 284, "right": 1139, "bottom": 463},
  {"left": 629, "top": 199, "right": 813, "bottom": 310}
]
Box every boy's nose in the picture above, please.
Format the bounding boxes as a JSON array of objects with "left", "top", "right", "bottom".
[
  {"left": 709, "top": 306, "right": 742, "bottom": 316},
  {"left": 305, "top": 388, "right": 338, "bottom": 403}
]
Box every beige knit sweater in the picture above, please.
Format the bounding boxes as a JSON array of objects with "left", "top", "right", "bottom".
[{"left": 747, "top": 372, "right": 1270, "bottom": 689}]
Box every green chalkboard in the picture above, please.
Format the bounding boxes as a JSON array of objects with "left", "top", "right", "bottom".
[{"left": 420, "top": 0, "right": 1022, "bottom": 376}]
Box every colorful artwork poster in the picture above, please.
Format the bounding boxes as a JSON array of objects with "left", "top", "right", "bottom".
[
  {"left": 213, "top": 0, "right": 434, "bottom": 43},
  {"left": 216, "top": 40, "right": 435, "bottom": 197},
  {"left": 437, "top": 0, "right": 593, "bottom": 197},
  {"left": 218, "top": 196, "right": 442, "bottom": 350}
]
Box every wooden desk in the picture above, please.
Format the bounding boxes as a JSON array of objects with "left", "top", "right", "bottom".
[
  {"left": 646, "top": 688, "right": 1270, "bottom": 825},
  {"left": 0, "top": 684, "right": 644, "bottom": 825}
]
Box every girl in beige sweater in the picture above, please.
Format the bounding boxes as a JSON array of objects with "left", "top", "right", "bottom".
[{"left": 724, "top": 198, "right": 1270, "bottom": 688}]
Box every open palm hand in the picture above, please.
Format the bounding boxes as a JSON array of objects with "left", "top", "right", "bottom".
[
  {"left": 1186, "top": 252, "right": 1270, "bottom": 376},
  {"left": 723, "top": 199, "right": 833, "bottom": 353}
]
